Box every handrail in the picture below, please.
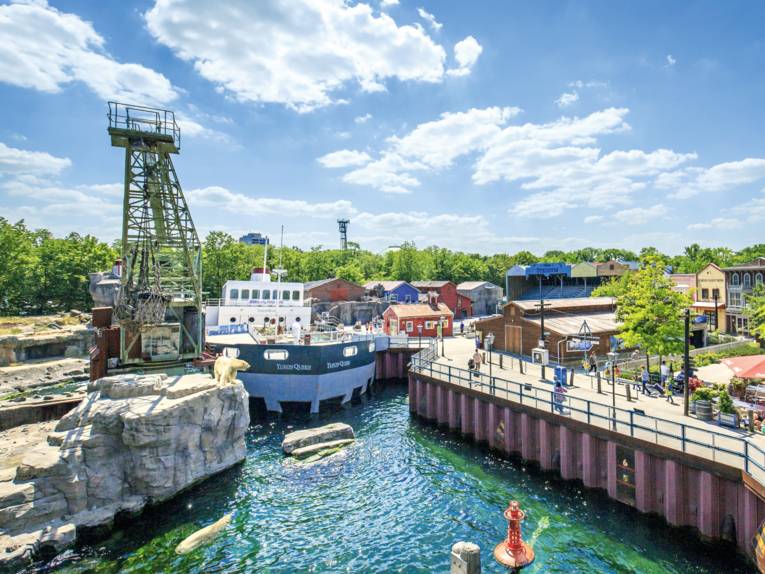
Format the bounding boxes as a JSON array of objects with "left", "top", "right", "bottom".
[{"left": 409, "top": 341, "right": 765, "bottom": 487}]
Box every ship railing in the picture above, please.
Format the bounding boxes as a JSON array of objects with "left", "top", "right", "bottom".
[
  {"left": 388, "top": 336, "right": 435, "bottom": 350},
  {"left": 204, "top": 298, "right": 304, "bottom": 308},
  {"left": 409, "top": 345, "right": 765, "bottom": 488}
]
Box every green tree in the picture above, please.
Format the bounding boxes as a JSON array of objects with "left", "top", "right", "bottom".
[
  {"left": 591, "top": 272, "right": 633, "bottom": 298},
  {"left": 615, "top": 255, "right": 690, "bottom": 361},
  {"left": 0, "top": 219, "right": 39, "bottom": 314},
  {"left": 744, "top": 284, "right": 765, "bottom": 341}
]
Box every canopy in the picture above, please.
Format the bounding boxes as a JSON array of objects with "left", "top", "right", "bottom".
[{"left": 721, "top": 355, "right": 765, "bottom": 380}]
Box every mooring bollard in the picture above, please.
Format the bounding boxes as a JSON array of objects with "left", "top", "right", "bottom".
[
  {"left": 626, "top": 382, "right": 632, "bottom": 402},
  {"left": 499, "top": 355, "right": 503, "bottom": 369},
  {"left": 451, "top": 541, "right": 481, "bottom": 574}
]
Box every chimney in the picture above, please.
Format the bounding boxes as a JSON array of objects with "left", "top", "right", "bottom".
[{"left": 428, "top": 290, "right": 439, "bottom": 310}]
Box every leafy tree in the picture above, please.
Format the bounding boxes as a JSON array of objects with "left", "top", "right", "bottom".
[
  {"left": 0, "top": 219, "right": 39, "bottom": 314},
  {"left": 744, "top": 284, "right": 765, "bottom": 341},
  {"left": 614, "top": 255, "right": 691, "bottom": 363},
  {"left": 591, "top": 272, "right": 633, "bottom": 298}
]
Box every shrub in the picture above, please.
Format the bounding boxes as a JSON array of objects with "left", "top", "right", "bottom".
[
  {"left": 717, "top": 390, "right": 736, "bottom": 415},
  {"left": 693, "top": 343, "right": 763, "bottom": 367},
  {"left": 692, "top": 387, "right": 716, "bottom": 402}
]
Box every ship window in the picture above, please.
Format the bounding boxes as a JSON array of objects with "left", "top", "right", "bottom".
[
  {"left": 230, "top": 288, "right": 239, "bottom": 300},
  {"left": 343, "top": 345, "right": 358, "bottom": 357},
  {"left": 241, "top": 289, "right": 250, "bottom": 300},
  {"left": 272, "top": 289, "right": 278, "bottom": 300},
  {"left": 252, "top": 289, "right": 260, "bottom": 299},
  {"left": 283, "top": 290, "right": 291, "bottom": 301},
  {"left": 248, "top": 317, "right": 255, "bottom": 323},
  {"left": 264, "top": 349, "right": 288, "bottom": 360},
  {"left": 368, "top": 342, "right": 375, "bottom": 353},
  {"left": 292, "top": 290, "right": 300, "bottom": 300},
  {"left": 263, "top": 290, "right": 271, "bottom": 300},
  {"left": 229, "top": 316, "right": 237, "bottom": 323}
]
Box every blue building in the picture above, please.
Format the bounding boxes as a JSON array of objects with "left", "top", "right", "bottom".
[
  {"left": 239, "top": 232, "right": 269, "bottom": 245},
  {"left": 364, "top": 280, "right": 420, "bottom": 303}
]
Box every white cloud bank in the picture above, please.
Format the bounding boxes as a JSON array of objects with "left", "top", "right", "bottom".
[
  {"left": 0, "top": 0, "right": 177, "bottom": 104},
  {"left": 145, "top": 0, "right": 458, "bottom": 112}
]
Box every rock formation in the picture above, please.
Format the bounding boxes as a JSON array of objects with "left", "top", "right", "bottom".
[
  {"left": 282, "top": 423, "right": 355, "bottom": 462},
  {"left": 0, "top": 372, "right": 249, "bottom": 573}
]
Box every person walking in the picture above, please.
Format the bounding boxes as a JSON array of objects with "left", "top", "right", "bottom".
[
  {"left": 460, "top": 321, "right": 465, "bottom": 336},
  {"left": 588, "top": 351, "right": 597, "bottom": 374},
  {"left": 640, "top": 366, "right": 649, "bottom": 395},
  {"left": 664, "top": 381, "right": 675, "bottom": 404},
  {"left": 554, "top": 381, "right": 567, "bottom": 414},
  {"left": 660, "top": 361, "right": 669, "bottom": 385},
  {"left": 475, "top": 335, "right": 481, "bottom": 350},
  {"left": 472, "top": 349, "right": 482, "bottom": 373}
]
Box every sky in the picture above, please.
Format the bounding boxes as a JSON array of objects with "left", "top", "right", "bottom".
[{"left": 0, "top": 0, "right": 764, "bottom": 256}]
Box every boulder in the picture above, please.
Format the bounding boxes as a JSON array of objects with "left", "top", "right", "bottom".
[
  {"left": 0, "top": 372, "right": 249, "bottom": 572},
  {"left": 281, "top": 423, "right": 355, "bottom": 454},
  {"left": 290, "top": 439, "right": 355, "bottom": 460}
]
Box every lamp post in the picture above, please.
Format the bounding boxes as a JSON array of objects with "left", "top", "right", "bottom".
[
  {"left": 486, "top": 332, "right": 495, "bottom": 380},
  {"left": 713, "top": 291, "right": 719, "bottom": 332},
  {"left": 439, "top": 316, "right": 445, "bottom": 357},
  {"left": 607, "top": 350, "right": 617, "bottom": 429},
  {"left": 683, "top": 308, "right": 690, "bottom": 417}
]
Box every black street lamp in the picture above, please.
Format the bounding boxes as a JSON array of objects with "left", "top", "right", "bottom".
[
  {"left": 683, "top": 308, "right": 691, "bottom": 416},
  {"left": 417, "top": 322, "right": 423, "bottom": 349},
  {"left": 440, "top": 316, "right": 445, "bottom": 357},
  {"left": 608, "top": 350, "right": 618, "bottom": 429}
]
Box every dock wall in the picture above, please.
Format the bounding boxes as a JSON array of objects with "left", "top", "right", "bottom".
[
  {"left": 408, "top": 372, "right": 765, "bottom": 560},
  {"left": 376, "top": 350, "right": 417, "bottom": 380}
]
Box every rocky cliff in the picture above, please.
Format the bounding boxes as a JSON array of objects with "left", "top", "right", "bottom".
[{"left": 0, "top": 373, "right": 249, "bottom": 572}]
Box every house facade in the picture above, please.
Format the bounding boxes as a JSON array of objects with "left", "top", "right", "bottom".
[
  {"left": 364, "top": 280, "right": 420, "bottom": 304},
  {"left": 457, "top": 281, "right": 504, "bottom": 316},
  {"left": 474, "top": 297, "right": 619, "bottom": 362},
  {"left": 383, "top": 302, "right": 453, "bottom": 337},
  {"left": 411, "top": 281, "right": 473, "bottom": 318},
  {"left": 596, "top": 259, "right": 629, "bottom": 278},
  {"left": 723, "top": 258, "right": 765, "bottom": 336},
  {"left": 692, "top": 263, "right": 726, "bottom": 331},
  {"left": 304, "top": 278, "right": 365, "bottom": 302}
]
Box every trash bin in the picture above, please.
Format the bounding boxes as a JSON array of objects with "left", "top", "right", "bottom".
[{"left": 554, "top": 366, "right": 568, "bottom": 386}]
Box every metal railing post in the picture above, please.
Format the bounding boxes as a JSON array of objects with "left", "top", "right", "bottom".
[
  {"left": 587, "top": 400, "right": 591, "bottom": 425},
  {"left": 630, "top": 411, "right": 634, "bottom": 437},
  {"left": 681, "top": 425, "right": 686, "bottom": 453},
  {"left": 746, "top": 441, "right": 750, "bottom": 474}
]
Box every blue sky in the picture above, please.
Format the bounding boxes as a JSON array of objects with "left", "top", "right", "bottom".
[{"left": 1, "top": 0, "right": 764, "bottom": 255}]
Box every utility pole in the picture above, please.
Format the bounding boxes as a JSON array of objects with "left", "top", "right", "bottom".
[{"left": 683, "top": 308, "right": 691, "bottom": 416}]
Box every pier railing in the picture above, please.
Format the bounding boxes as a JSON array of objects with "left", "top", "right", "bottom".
[{"left": 410, "top": 341, "right": 765, "bottom": 487}]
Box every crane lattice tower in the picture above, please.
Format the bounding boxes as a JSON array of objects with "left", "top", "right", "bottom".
[{"left": 337, "top": 219, "right": 350, "bottom": 251}]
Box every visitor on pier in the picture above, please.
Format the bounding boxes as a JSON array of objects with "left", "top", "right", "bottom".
[
  {"left": 475, "top": 335, "right": 481, "bottom": 350},
  {"left": 664, "top": 381, "right": 674, "bottom": 404},
  {"left": 640, "top": 367, "right": 650, "bottom": 395},
  {"left": 660, "top": 361, "right": 669, "bottom": 385},
  {"left": 554, "top": 381, "right": 567, "bottom": 413},
  {"left": 460, "top": 321, "right": 465, "bottom": 335},
  {"left": 291, "top": 316, "right": 302, "bottom": 344},
  {"left": 472, "top": 349, "right": 482, "bottom": 373},
  {"left": 588, "top": 351, "right": 597, "bottom": 373}
]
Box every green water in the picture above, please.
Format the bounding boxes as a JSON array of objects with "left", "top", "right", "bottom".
[{"left": 35, "top": 384, "right": 754, "bottom": 573}]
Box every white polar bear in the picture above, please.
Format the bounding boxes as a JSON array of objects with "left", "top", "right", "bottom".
[{"left": 213, "top": 356, "right": 251, "bottom": 385}]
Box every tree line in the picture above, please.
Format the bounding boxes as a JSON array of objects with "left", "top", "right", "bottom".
[{"left": 2, "top": 218, "right": 765, "bottom": 316}]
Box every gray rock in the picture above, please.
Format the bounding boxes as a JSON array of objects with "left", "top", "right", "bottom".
[
  {"left": 282, "top": 423, "right": 355, "bottom": 454},
  {"left": 0, "top": 373, "right": 249, "bottom": 571},
  {"left": 290, "top": 438, "right": 355, "bottom": 459}
]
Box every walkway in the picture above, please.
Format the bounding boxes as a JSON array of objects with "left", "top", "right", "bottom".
[{"left": 415, "top": 337, "right": 765, "bottom": 483}]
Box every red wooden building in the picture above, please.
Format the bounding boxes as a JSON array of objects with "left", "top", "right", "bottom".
[
  {"left": 411, "top": 280, "right": 473, "bottom": 318},
  {"left": 304, "top": 278, "right": 365, "bottom": 302},
  {"left": 383, "top": 301, "right": 454, "bottom": 337}
]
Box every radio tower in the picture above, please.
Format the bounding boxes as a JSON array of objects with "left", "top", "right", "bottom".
[{"left": 337, "top": 219, "right": 350, "bottom": 250}]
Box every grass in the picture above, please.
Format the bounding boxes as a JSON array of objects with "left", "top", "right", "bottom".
[{"left": 0, "top": 313, "right": 85, "bottom": 336}]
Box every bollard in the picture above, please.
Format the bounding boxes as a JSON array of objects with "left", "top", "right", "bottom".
[
  {"left": 626, "top": 383, "right": 632, "bottom": 402},
  {"left": 596, "top": 372, "right": 602, "bottom": 394},
  {"left": 451, "top": 541, "right": 481, "bottom": 574},
  {"left": 520, "top": 360, "right": 524, "bottom": 375},
  {"left": 749, "top": 408, "right": 755, "bottom": 433},
  {"left": 500, "top": 355, "right": 503, "bottom": 369},
  {"left": 569, "top": 368, "right": 575, "bottom": 387}
]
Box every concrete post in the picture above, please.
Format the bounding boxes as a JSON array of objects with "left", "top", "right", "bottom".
[
  {"left": 451, "top": 541, "right": 481, "bottom": 574},
  {"left": 596, "top": 372, "right": 602, "bottom": 394}
]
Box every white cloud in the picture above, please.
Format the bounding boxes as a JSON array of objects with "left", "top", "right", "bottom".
[
  {"left": 417, "top": 7, "right": 442, "bottom": 31},
  {"left": 688, "top": 218, "right": 738, "bottom": 231},
  {"left": 447, "top": 36, "right": 483, "bottom": 77},
  {"left": 555, "top": 91, "right": 579, "bottom": 108},
  {"left": 342, "top": 152, "right": 424, "bottom": 194},
  {"left": 584, "top": 215, "right": 603, "bottom": 224},
  {"left": 613, "top": 204, "right": 668, "bottom": 225},
  {"left": 145, "top": 0, "right": 449, "bottom": 112},
  {"left": 317, "top": 149, "right": 372, "bottom": 168},
  {"left": 186, "top": 186, "right": 357, "bottom": 218},
  {"left": 354, "top": 113, "right": 373, "bottom": 124},
  {"left": 0, "top": 0, "right": 177, "bottom": 104},
  {"left": 380, "top": 0, "right": 399, "bottom": 6},
  {"left": 665, "top": 54, "right": 677, "bottom": 67},
  {"left": 657, "top": 158, "right": 765, "bottom": 198},
  {"left": 0, "top": 142, "right": 71, "bottom": 176}
]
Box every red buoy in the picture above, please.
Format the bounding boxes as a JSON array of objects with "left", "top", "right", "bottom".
[{"left": 494, "top": 501, "right": 535, "bottom": 569}]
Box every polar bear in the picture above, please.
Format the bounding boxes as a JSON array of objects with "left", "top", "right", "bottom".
[{"left": 213, "top": 356, "right": 251, "bottom": 385}]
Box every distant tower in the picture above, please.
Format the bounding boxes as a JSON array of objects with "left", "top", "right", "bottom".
[{"left": 337, "top": 219, "right": 350, "bottom": 250}]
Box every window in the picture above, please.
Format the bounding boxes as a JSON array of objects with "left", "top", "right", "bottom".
[
  {"left": 744, "top": 273, "right": 752, "bottom": 289},
  {"left": 368, "top": 342, "right": 376, "bottom": 353},
  {"left": 229, "top": 288, "right": 239, "bottom": 300},
  {"left": 272, "top": 290, "right": 278, "bottom": 300},
  {"left": 425, "top": 320, "right": 434, "bottom": 329},
  {"left": 701, "top": 288, "right": 709, "bottom": 300},
  {"left": 292, "top": 290, "right": 300, "bottom": 300},
  {"left": 343, "top": 345, "right": 358, "bottom": 357},
  {"left": 389, "top": 294, "right": 398, "bottom": 302},
  {"left": 264, "top": 349, "right": 288, "bottom": 360},
  {"left": 712, "top": 288, "right": 720, "bottom": 299},
  {"left": 282, "top": 291, "right": 291, "bottom": 301},
  {"left": 241, "top": 289, "right": 250, "bottom": 300},
  {"left": 229, "top": 316, "right": 237, "bottom": 323},
  {"left": 405, "top": 294, "right": 412, "bottom": 303},
  {"left": 263, "top": 290, "right": 271, "bottom": 300},
  {"left": 757, "top": 273, "right": 764, "bottom": 286},
  {"left": 252, "top": 289, "right": 260, "bottom": 299},
  {"left": 729, "top": 291, "right": 742, "bottom": 307},
  {"left": 406, "top": 321, "right": 414, "bottom": 332},
  {"left": 248, "top": 317, "right": 255, "bottom": 323},
  {"left": 731, "top": 273, "right": 740, "bottom": 286}
]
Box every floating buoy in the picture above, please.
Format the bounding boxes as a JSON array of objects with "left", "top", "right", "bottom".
[{"left": 493, "top": 501, "right": 535, "bottom": 569}]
